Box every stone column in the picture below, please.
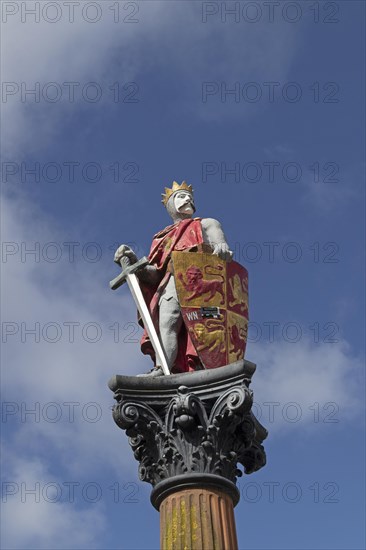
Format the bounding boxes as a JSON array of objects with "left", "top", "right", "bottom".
[
  {"left": 109, "top": 360, "right": 267, "bottom": 550},
  {"left": 159, "top": 486, "right": 238, "bottom": 550}
]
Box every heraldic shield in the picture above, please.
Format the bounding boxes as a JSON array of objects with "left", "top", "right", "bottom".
[{"left": 172, "top": 251, "right": 249, "bottom": 369}]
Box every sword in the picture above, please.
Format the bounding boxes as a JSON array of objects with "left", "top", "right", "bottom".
[{"left": 109, "top": 255, "right": 170, "bottom": 376}]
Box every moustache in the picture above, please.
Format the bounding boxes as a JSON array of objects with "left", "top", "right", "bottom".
[{"left": 179, "top": 200, "right": 194, "bottom": 209}]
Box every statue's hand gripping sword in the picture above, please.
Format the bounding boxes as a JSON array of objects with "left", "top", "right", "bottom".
[{"left": 110, "top": 256, "right": 170, "bottom": 376}]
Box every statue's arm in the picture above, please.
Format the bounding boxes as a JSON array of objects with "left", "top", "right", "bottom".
[
  {"left": 201, "top": 218, "right": 233, "bottom": 261},
  {"left": 136, "top": 264, "right": 160, "bottom": 285}
]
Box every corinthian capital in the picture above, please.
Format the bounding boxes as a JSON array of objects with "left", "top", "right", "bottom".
[{"left": 109, "top": 360, "right": 267, "bottom": 509}]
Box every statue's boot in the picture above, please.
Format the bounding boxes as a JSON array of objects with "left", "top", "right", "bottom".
[{"left": 136, "top": 366, "right": 164, "bottom": 378}]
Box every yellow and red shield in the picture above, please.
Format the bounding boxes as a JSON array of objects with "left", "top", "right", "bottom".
[{"left": 172, "top": 251, "right": 248, "bottom": 369}]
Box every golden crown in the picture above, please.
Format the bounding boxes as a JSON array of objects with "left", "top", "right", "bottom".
[{"left": 161, "top": 181, "right": 194, "bottom": 206}]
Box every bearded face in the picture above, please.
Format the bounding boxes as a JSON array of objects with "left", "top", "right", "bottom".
[{"left": 166, "top": 191, "right": 195, "bottom": 221}]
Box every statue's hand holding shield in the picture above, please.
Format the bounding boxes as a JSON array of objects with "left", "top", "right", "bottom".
[{"left": 212, "top": 242, "right": 233, "bottom": 262}]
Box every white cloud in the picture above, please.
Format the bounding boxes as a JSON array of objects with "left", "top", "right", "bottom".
[
  {"left": 247, "top": 337, "right": 364, "bottom": 434},
  {"left": 1, "top": 451, "right": 106, "bottom": 550},
  {"left": 2, "top": 1, "right": 299, "bottom": 156},
  {"left": 1, "top": 190, "right": 147, "bottom": 547},
  {"left": 1, "top": 191, "right": 146, "bottom": 480}
]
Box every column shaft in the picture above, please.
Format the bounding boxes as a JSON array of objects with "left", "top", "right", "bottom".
[{"left": 160, "top": 487, "right": 238, "bottom": 550}]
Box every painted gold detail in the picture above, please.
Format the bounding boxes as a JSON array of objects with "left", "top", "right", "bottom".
[
  {"left": 161, "top": 181, "right": 194, "bottom": 206},
  {"left": 177, "top": 264, "right": 225, "bottom": 305},
  {"left": 228, "top": 274, "right": 248, "bottom": 312},
  {"left": 191, "top": 319, "right": 226, "bottom": 354}
]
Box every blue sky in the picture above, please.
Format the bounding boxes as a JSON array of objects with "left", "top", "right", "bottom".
[{"left": 1, "top": 1, "right": 365, "bottom": 549}]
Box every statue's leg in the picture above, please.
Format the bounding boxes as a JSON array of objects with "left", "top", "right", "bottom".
[
  {"left": 159, "top": 277, "right": 183, "bottom": 371},
  {"left": 159, "top": 297, "right": 183, "bottom": 371}
]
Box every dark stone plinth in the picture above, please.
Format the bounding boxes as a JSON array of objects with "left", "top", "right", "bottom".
[{"left": 108, "top": 360, "right": 267, "bottom": 510}]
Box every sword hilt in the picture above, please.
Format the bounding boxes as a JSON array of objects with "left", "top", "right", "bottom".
[
  {"left": 120, "top": 256, "right": 131, "bottom": 271},
  {"left": 109, "top": 256, "right": 149, "bottom": 290}
]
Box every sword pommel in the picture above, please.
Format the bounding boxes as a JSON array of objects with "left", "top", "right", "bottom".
[{"left": 109, "top": 256, "right": 149, "bottom": 290}]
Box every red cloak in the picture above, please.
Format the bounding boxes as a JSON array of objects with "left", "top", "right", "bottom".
[{"left": 139, "top": 218, "right": 204, "bottom": 373}]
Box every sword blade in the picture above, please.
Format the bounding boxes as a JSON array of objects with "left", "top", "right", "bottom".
[{"left": 126, "top": 273, "right": 170, "bottom": 376}]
